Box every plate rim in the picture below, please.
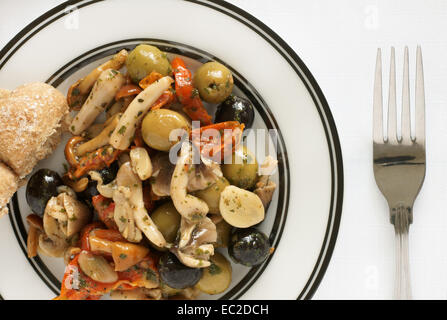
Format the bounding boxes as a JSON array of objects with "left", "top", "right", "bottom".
[{"left": 0, "top": 0, "right": 344, "bottom": 300}]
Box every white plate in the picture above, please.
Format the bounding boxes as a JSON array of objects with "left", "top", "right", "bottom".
[{"left": 0, "top": 0, "right": 343, "bottom": 300}]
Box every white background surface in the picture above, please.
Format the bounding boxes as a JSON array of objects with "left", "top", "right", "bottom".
[{"left": 1, "top": 0, "right": 447, "bottom": 300}]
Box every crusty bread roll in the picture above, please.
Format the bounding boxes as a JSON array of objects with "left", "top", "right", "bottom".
[
  {"left": 0, "top": 162, "right": 18, "bottom": 217},
  {"left": 0, "top": 82, "right": 69, "bottom": 215}
]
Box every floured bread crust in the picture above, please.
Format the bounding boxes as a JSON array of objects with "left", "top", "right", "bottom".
[
  {"left": 0, "top": 88, "right": 10, "bottom": 100},
  {"left": 0, "top": 82, "right": 69, "bottom": 178},
  {"left": 0, "top": 162, "right": 18, "bottom": 217}
]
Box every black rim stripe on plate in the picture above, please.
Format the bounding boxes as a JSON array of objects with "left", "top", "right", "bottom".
[{"left": 0, "top": 0, "right": 343, "bottom": 300}]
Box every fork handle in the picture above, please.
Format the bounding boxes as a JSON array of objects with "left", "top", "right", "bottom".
[{"left": 393, "top": 206, "right": 412, "bottom": 300}]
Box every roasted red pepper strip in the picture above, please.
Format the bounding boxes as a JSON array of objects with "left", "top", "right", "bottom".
[
  {"left": 171, "top": 57, "right": 212, "bottom": 125},
  {"left": 117, "top": 254, "right": 159, "bottom": 286},
  {"left": 92, "top": 195, "right": 118, "bottom": 230},
  {"left": 150, "top": 89, "right": 175, "bottom": 110},
  {"left": 191, "top": 121, "right": 244, "bottom": 161},
  {"left": 80, "top": 221, "right": 104, "bottom": 251},
  {"left": 69, "top": 146, "right": 121, "bottom": 179},
  {"left": 55, "top": 253, "right": 159, "bottom": 300},
  {"left": 139, "top": 71, "right": 163, "bottom": 89},
  {"left": 65, "top": 136, "right": 85, "bottom": 167},
  {"left": 115, "top": 84, "right": 142, "bottom": 101},
  {"left": 91, "top": 229, "right": 125, "bottom": 242}
]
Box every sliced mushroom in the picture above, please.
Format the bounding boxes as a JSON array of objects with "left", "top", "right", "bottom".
[
  {"left": 67, "top": 49, "right": 128, "bottom": 110},
  {"left": 27, "top": 225, "right": 41, "bottom": 258},
  {"left": 130, "top": 147, "right": 153, "bottom": 180},
  {"left": 173, "top": 216, "right": 217, "bottom": 268},
  {"left": 187, "top": 156, "right": 223, "bottom": 192},
  {"left": 78, "top": 250, "right": 118, "bottom": 283},
  {"left": 254, "top": 156, "right": 278, "bottom": 208},
  {"left": 57, "top": 184, "right": 79, "bottom": 197},
  {"left": 89, "top": 171, "right": 116, "bottom": 198},
  {"left": 38, "top": 233, "right": 67, "bottom": 258},
  {"left": 26, "top": 214, "right": 44, "bottom": 258},
  {"left": 151, "top": 153, "right": 175, "bottom": 197},
  {"left": 219, "top": 185, "right": 265, "bottom": 228},
  {"left": 170, "top": 143, "right": 209, "bottom": 221},
  {"left": 113, "top": 162, "right": 166, "bottom": 247},
  {"left": 64, "top": 246, "right": 81, "bottom": 265},
  {"left": 113, "top": 186, "right": 142, "bottom": 243},
  {"left": 151, "top": 152, "right": 222, "bottom": 197},
  {"left": 45, "top": 192, "right": 91, "bottom": 238},
  {"left": 26, "top": 214, "right": 44, "bottom": 231},
  {"left": 254, "top": 180, "right": 277, "bottom": 209},
  {"left": 70, "top": 69, "right": 126, "bottom": 135},
  {"left": 76, "top": 113, "right": 121, "bottom": 156}
]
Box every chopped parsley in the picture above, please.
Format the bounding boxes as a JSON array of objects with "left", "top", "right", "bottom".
[
  {"left": 119, "top": 216, "right": 127, "bottom": 223},
  {"left": 145, "top": 269, "right": 158, "bottom": 283},
  {"left": 208, "top": 262, "right": 222, "bottom": 275},
  {"left": 119, "top": 253, "right": 127, "bottom": 259},
  {"left": 191, "top": 88, "right": 199, "bottom": 99},
  {"left": 118, "top": 126, "right": 126, "bottom": 135}
]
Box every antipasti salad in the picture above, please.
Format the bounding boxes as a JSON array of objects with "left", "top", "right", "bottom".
[{"left": 24, "top": 44, "right": 278, "bottom": 300}]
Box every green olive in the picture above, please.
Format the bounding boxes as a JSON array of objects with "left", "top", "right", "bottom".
[
  {"left": 193, "top": 62, "right": 234, "bottom": 104},
  {"left": 214, "top": 220, "right": 232, "bottom": 248},
  {"left": 151, "top": 202, "right": 181, "bottom": 246},
  {"left": 222, "top": 146, "right": 258, "bottom": 190},
  {"left": 195, "top": 252, "right": 232, "bottom": 295},
  {"left": 195, "top": 177, "right": 230, "bottom": 214},
  {"left": 141, "top": 109, "right": 190, "bottom": 151},
  {"left": 126, "top": 44, "right": 171, "bottom": 83}
]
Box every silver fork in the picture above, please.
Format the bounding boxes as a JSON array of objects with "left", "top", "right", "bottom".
[{"left": 373, "top": 46, "right": 426, "bottom": 300}]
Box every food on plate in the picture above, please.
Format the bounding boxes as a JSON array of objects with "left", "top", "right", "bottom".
[
  {"left": 219, "top": 185, "right": 265, "bottom": 228},
  {"left": 19, "top": 44, "right": 278, "bottom": 300},
  {"left": 195, "top": 177, "right": 230, "bottom": 214},
  {"left": 158, "top": 252, "right": 203, "bottom": 289},
  {"left": 0, "top": 82, "right": 69, "bottom": 215},
  {"left": 0, "top": 162, "right": 18, "bottom": 217},
  {"left": 214, "top": 220, "right": 232, "bottom": 248},
  {"left": 222, "top": 145, "right": 258, "bottom": 190},
  {"left": 150, "top": 202, "right": 181, "bottom": 246},
  {"left": 193, "top": 61, "right": 234, "bottom": 104},
  {"left": 228, "top": 228, "right": 271, "bottom": 267},
  {"left": 126, "top": 44, "right": 171, "bottom": 83},
  {"left": 70, "top": 69, "right": 126, "bottom": 135},
  {"left": 141, "top": 109, "right": 190, "bottom": 151},
  {"left": 195, "top": 252, "right": 232, "bottom": 294},
  {"left": 254, "top": 156, "right": 278, "bottom": 208},
  {"left": 215, "top": 95, "right": 255, "bottom": 128},
  {"left": 26, "top": 169, "right": 63, "bottom": 216},
  {"left": 67, "top": 49, "right": 128, "bottom": 110}
]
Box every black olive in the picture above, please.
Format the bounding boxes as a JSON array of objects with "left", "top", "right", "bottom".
[
  {"left": 228, "top": 228, "right": 271, "bottom": 267},
  {"left": 98, "top": 161, "right": 119, "bottom": 184},
  {"left": 78, "top": 180, "right": 99, "bottom": 205},
  {"left": 158, "top": 252, "right": 203, "bottom": 289},
  {"left": 26, "top": 169, "right": 63, "bottom": 216},
  {"left": 215, "top": 95, "right": 255, "bottom": 128}
]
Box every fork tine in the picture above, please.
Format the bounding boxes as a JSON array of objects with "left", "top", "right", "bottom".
[
  {"left": 373, "top": 48, "right": 384, "bottom": 143},
  {"left": 401, "top": 46, "right": 411, "bottom": 142},
  {"left": 388, "top": 47, "right": 397, "bottom": 143},
  {"left": 415, "top": 45, "right": 425, "bottom": 143}
]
